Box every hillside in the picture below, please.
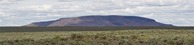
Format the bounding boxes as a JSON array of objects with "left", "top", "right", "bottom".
[{"left": 25, "top": 15, "right": 173, "bottom": 27}]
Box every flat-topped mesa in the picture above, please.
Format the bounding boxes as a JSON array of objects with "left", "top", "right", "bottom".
[{"left": 25, "top": 15, "right": 174, "bottom": 27}]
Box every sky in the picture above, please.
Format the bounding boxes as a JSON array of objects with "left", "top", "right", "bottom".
[{"left": 0, "top": 0, "right": 194, "bottom": 26}]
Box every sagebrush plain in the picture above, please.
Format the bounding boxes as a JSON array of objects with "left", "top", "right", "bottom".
[{"left": 0, "top": 28, "right": 194, "bottom": 45}]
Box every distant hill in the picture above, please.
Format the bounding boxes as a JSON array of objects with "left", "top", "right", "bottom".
[{"left": 25, "top": 15, "right": 173, "bottom": 27}]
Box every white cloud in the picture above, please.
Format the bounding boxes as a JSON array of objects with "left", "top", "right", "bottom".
[
  {"left": 141, "top": 14, "right": 194, "bottom": 26},
  {"left": 0, "top": 12, "right": 9, "bottom": 17},
  {"left": 0, "top": 19, "right": 2, "bottom": 22},
  {"left": 18, "top": 5, "right": 53, "bottom": 11},
  {"left": 0, "top": 0, "right": 194, "bottom": 26},
  {"left": 33, "top": 14, "right": 63, "bottom": 19}
]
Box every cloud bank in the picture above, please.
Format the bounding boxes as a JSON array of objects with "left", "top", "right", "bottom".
[{"left": 0, "top": 0, "right": 194, "bottom": 26}]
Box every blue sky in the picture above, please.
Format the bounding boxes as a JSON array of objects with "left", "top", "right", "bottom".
[{"left": 0, "top": 0, "right": 194, "bottom": 26}]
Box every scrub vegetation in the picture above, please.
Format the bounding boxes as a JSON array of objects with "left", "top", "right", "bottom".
[{"left": 0, "top": 29, "right": 194, "bottom": 45}]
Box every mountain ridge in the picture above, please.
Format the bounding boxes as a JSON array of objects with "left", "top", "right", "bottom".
[{"left": 25, "top": 15, "right": 173, "bottom": 27}]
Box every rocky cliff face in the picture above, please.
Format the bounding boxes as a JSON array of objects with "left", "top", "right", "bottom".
[{"left": 25, "top": 15, "right": 173, "bottom": 27}]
